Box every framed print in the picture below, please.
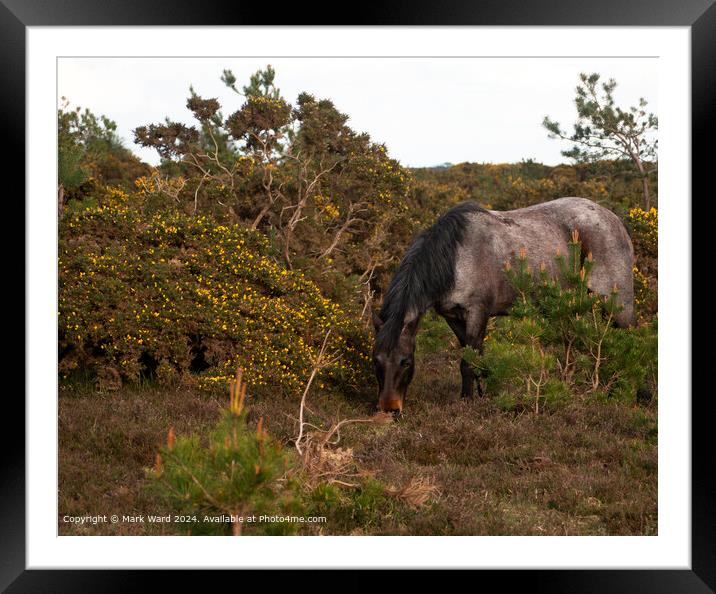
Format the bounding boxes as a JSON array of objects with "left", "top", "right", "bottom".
[{"left": 9, "top": 0, "right": 712, "bottom": 589}]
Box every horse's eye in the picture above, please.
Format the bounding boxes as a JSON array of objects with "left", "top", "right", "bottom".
[{"left": 400, "top": 358, "right": 411, "bottom": 368}]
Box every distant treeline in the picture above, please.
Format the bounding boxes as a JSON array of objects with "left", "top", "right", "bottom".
[{"left": 410, "top": 159, "right": 657, "bottom": 218}]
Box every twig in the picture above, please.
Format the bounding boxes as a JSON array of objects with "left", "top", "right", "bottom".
[{"left": 295, "top": 329, "right": 333, "bottom": 456}]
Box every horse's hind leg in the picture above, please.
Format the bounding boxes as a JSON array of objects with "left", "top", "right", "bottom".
[
  {"left": 586, "top": 251, "right": 635, "bottom": 327},
  {"left": 581, "top": 220, "right": 636, "bottom": 327}
]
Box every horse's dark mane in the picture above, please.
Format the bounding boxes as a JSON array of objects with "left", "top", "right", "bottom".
[{"left": 376, "top": 201, "right": 487, "bottom": 351}]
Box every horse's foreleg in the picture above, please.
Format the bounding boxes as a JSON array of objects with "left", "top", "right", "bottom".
[
  {"left": 464, "top": 309, "right": 488, "bottom": 398},
  {"left": 446, "top": 309, "right": 488, "bottom": 399},
  {"left": 459, "top": 357, "right": 476, "bottom": 399},
  {"left": 443, "top": 316, "right": 474, "bottom": 399}
]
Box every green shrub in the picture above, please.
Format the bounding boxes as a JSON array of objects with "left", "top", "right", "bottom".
[
  {"left": 465, "top": 232, "right": 657, "bottom": 408},
  {"left": 416, "top": 311, "right": 456, "bottom": 355},
  {"left": 58, "top": 186, "right": 372, "bottom": 395},
  {"left": 304, "top": 478, "right": 397, "bottom": 534},
  {"left": 149, "top": 373, "right": 302, "bottom": 535},
  {"left": 149, "top": 373, "right": 405, "bottom": 535},
  {"left": 601, "top": 317, "right": 658, "bottom": 401}
]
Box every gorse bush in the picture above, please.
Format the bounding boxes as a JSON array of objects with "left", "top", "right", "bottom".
[
  {"left": 626, "top": 207, "right": 658, "bottom": 320},
  {"left": 626, "top": 207, "right": 657, "bottom": 259},
  {"left": 465, "top": 232, "right": 657, "bottom": 411},
  {"left": 58, "top": 186, "right": 372, "bottom": 394}
]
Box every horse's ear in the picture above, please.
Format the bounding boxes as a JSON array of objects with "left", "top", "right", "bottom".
[{"left": 372, "top": 311, "right": 384, "bottom": 331}]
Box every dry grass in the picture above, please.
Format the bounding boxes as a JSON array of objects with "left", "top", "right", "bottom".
[
  {"left": 58, "top": 377, "right": 225, "bottom": 535},
  {"left": 386, "top": 476, "right": 441, "bottom": 509},
  {"left": 58, "top": 339, "right": 657, "bottom": 536}
]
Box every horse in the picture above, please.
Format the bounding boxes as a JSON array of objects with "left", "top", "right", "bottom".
[{"left": 371, "top": 197, "right": 635, "bottom": 413}]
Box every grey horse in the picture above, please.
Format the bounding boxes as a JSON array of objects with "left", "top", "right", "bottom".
[{"left": 372, "top": 197, "right": 634, "bottom": 413}]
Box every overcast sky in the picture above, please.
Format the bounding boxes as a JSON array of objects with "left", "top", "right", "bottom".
[{"left": 58, "top": 57, "right": 657, "bottom": 168}]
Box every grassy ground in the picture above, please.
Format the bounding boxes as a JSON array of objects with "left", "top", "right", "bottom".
[{"left": 59, "top": 316, "right": 657, "bottom": 536}]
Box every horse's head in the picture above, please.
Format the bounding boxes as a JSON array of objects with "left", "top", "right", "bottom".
[{"left": 371, "top": 312, "right": 419, "bottom": 414}]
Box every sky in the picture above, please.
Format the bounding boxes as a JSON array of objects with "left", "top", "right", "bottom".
[{"left": 58, "top": 57, "right": 658, "bottom": 168}]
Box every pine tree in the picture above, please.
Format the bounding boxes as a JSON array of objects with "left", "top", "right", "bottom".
[{"left": 543, "top": 73, "right": 658, "bottom": 209}]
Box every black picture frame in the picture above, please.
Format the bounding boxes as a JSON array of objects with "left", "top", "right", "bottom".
[{"left": 8, "top": 1, "right": 710, "bottom": 590}]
